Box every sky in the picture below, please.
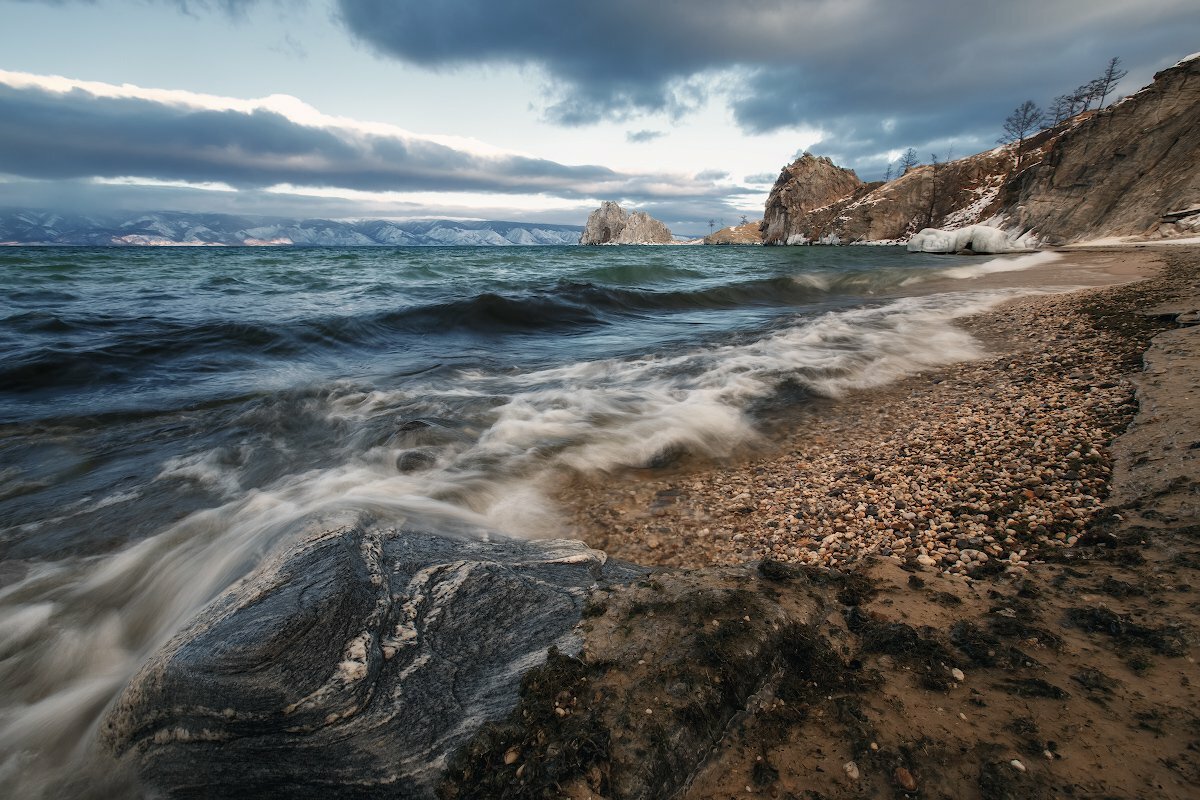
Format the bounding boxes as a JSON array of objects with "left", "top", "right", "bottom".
[{"left": 0, "top": 0, "right": 1197, "bottom": 233}]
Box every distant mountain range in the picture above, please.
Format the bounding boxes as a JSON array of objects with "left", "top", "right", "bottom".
[{"left": 0, "top": 210, "right": 584, "bottom": 246}]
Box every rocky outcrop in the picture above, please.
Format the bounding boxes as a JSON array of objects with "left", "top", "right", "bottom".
[
  {"left": 761, "top": 153, "right": 864, "bottom": 244},
  {"left": 1004, "top": 53, "right": 1200, "bottom": 244},
  {"left": 762, "top": 53, "right": 1200, "bottom": 246},
  {"left": 704, "top": 220, "right": 764, "bottom": 245},
  {"left": 579, "top": 201, "right": 673, "bottom": 244},
  {"left": 103, "top": 519, "right": 644, "bottom": 799},
  {"left": 763, "top": 136, "right": 1064, "bottom": 245}
]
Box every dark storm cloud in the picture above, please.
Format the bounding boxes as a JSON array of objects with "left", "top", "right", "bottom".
[
  {"left": 0, "top": 82, "right": 741, "bottom": 205},
  {"left": 333, "top": 0, "right": 1200, "bottom": 175}
]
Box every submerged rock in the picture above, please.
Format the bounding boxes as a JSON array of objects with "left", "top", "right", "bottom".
[
  {"left": 579, "top": 201, "right": 673, "bottom": 244},
  {"left": 103, "top": 519, "right": 643, "bottom": 799}
]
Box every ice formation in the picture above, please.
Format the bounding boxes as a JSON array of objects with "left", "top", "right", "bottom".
[{"left": 906, "top": 225, "right": 1035, "bottom": 254}]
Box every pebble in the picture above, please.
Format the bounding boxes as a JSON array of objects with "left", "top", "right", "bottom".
[
  {"left": 843, "top": 761, "right": 860, "bottom": 780},
  {"left": 894, "top": 766, "right": 918, "bottom": 791},
  {"left": 951, "top": 667, "right": 965, "bottom": 681},
  {"left": 1010, "top": 759, "right": 1027, "bottom": 773}
]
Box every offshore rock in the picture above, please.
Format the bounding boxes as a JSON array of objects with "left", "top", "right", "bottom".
[
  {"left": 103, "top": 520, "right": 643, "bottom": 799},
  {"left": 762, "top": 153, "right": 864, "bottom": 244},
  {"left": 579, "top": 201, "right": 673, "bottom": 244},
  {"left": 1004, "top": 53, "right": 1200, "bottom": 244}
]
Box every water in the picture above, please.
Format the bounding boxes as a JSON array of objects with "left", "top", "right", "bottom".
[{"left": 0, "top": 244, "right": 1055, "bottom": 796}]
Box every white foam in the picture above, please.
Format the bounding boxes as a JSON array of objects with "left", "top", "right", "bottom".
[{"left": 939, "top": 251, "right": 1061, "bottom": 279}]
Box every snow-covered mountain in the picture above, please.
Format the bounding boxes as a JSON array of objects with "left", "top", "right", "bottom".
[{"left": 0, "top": 210, "right": 583, "bottom": 246}]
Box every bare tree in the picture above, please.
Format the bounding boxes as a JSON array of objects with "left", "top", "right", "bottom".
[
  {"left": 883, "top": 163, "right": 894, "bottom": 182},
  {"left": 898, "top": 148, "right": 920, "bottom": 175},
  {"left": 1072, "top": 79, "right": 1106, "bottom": 112},
  {"left": 999, "top": 100, "right": 1045, "bottom": 172},
  {"left": 1094, "top": 56, "right": 1128, "bottom": 108},
  {"left": 924, "top": 152, "right": 945, "bottom": 229},
  {"left": 707, "top": 218, "right": 716, "bottom": 234},
  {"left": 740, "top": 214, "right": 749, "bottom": 226},
  {"left": 1049, "top": 93, "right": 1079, "bottom": 126}
]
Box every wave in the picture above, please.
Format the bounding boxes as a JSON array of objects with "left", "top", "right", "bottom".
[{"left": 0, "top": 268, "right": 937, "bottom": 397}]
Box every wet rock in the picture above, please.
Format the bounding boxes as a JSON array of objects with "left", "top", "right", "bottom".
[{"left": 103, "top": 517, "right": 643, "bottom": 799}]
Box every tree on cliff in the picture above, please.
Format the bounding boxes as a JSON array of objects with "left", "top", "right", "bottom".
[
  {"left": 898, "top": 149, "right": 920, "bottom": 175},
  {"left": 1049, "top": 93, "right": 1078, "bottom": 125},
  {"left": 999, "top": 101, "right": 1045, "bottom": 173},
  {"left": 1094, "top": 56, "right": 1128, "bottom": 108},
  {"left": 923, "top": 152, "right": 953, "bottom": 229}
]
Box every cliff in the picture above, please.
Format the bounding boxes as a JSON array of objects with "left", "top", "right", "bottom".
[
  {"left": 761, "top": 52, "right": 1200, "bottom": 245},
  {"left": 1004, "top": 53, "right": 1200, "bottom": 243},
  {"left": 761, "top": 153, "right": 863, "bottom": 244},
  {"left": 762, "top": 134, "right": 1060, "bottom": 245},
  {"left": 579, "top": 201, "right": 673, "bottom": 245}
]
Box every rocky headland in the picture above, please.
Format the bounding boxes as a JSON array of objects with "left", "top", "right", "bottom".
[
  {"left": 703, "top": 220, "right": 765, "bottom": 245},
  {"left": 758, "top": 54, "right": 1199, "bottom": 247},
  {"left": 580, "top": 201, "right": 674, "bottom": 245}
]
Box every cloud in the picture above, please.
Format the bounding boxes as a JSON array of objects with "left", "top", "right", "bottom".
[
  {"left": 625, "top": 129, "right": 665, "bottom": 144},
  {"left": 0, "top": 72, "right": 760, "bottom": 225},
  {"left": 743, "top": 172, "right": 778, "bottom": 185},
  {"left": 693, "top": 170, "right": 729, "bottom": 182},
  {"left": 331, "top": 0, "right": 1200, "bottom": 176},
  {"left": 0, "top": 72, "right": 746, "bottom": 207}
]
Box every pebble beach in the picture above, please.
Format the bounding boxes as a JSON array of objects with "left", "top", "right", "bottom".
[{"left": 565, "top": 247, "right": 1174, "bottom": 575}]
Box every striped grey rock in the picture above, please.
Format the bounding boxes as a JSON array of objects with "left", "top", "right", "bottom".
[{"left": 103, "top": 519, "right": 643, "bottom": 798}]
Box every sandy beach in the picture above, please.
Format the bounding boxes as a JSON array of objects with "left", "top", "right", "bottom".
[{"left": 497, "top": 244, "right": 1200, "bottom": 799}]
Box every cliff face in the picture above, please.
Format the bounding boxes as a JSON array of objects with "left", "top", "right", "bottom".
[
  {"left": 761, "top": 153, "right": 863, "bottom": 244},
  {"left": 580, "top": 201, "right": 673, "bottom": 244},
  {"left": 1004, "top": 54, "right": 1200, "bottom": 243},
  {"left": 762, "top": 53, "right": 1200, "bottom": 245},
  {"left": 763, "top": 134, "right": 1066, "bottom": 244}
]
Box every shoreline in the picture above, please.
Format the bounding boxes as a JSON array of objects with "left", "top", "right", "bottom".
[
  {"left": 560, "top": 245, "right": 1170, "bottom": 572},
  {"left": 444, "top": 244, "right": 1200, "bottom": 799}
]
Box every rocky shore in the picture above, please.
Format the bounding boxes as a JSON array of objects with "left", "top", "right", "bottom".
[
  {"left": 104, "top": 246, "right": 1199, "bottom": 799},
  {"left": 566, "top": 252, "right": 1164, "bottom": 574},
  {"left": 537, "top": 245, "right": 1200, "bottom": 799}
]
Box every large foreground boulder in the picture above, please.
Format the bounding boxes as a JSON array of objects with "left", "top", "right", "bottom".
[
  {"left": 103, "top": 520, "right": 643, "bottom": 799},
  {"left": 580, "top": 201, "right": 673, "bottom": 244}
]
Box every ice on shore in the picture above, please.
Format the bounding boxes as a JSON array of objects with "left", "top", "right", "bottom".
[{"left": 907, "top": 225, "right": 1035, "bottom": 254}]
